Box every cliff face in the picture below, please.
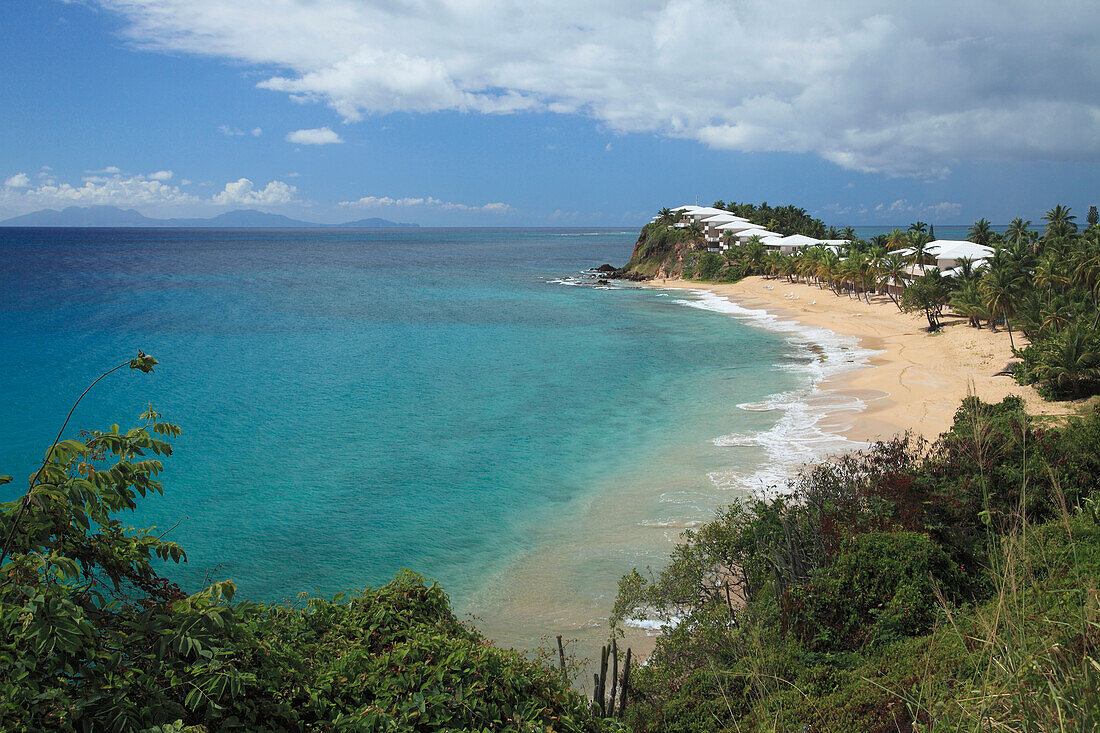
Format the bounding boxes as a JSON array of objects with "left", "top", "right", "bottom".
[{"left": 620, "top": 223, "right": 700, "bottom": 279}]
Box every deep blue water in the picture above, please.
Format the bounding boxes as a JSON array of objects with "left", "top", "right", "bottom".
[{"left": 0, "top": 227, "right": 800, "bottom": 610}]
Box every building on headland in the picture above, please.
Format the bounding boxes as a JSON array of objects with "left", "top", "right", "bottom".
[{"left": 894, "top": 240, "right": 995, "bottom": 274}]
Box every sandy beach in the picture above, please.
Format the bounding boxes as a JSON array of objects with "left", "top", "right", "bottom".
[{"left": 652, "top": 276, "right": 1073, "bottom": 443}]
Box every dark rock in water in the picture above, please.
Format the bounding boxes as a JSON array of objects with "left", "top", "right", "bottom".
[
  {"left": 597, "top": 279, "right": 611, "bottom": 285},
  {"left": 595, "top": 264, "right": 617, "bottom": 273}
]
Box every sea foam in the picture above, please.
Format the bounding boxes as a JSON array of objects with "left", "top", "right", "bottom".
[{"left": 670, "top": 288, "right": 882, "bottom": 496}]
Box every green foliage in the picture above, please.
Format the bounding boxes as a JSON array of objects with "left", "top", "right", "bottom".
[
  {"left": 786, "top": 532, "right": 960, "bottom": 650},
  {"left": 712, "top": 201, "right": 829, "bottom": 238},
  {"left": 632, "top": 202, "right": 1100, "bottom": 402},
  {"left": 1, "top": 395, "right": 619, "bottom": 732},
  {"left": 614, "top": 398, "right": 1100, "bottom": 731},
  {"left": 900, "top": 270, "right": 951, "bottom": 330}
]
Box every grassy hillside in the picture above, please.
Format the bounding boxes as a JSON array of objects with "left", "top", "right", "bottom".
[{"left": 611, "top": 397, "right": 1100, "bottom": 731}]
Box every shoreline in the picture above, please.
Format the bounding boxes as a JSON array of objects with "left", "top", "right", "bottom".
[{"left": 648, "top": 276, "right": 1072, "bottom": 444}]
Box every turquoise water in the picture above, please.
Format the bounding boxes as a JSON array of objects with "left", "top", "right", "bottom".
[{"left": 2, "top": 228, "right": 818, "bottom": 632}]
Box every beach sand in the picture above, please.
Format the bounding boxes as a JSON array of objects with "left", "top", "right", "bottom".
[
  {"left": 652, "top": 276, "right": 1072, "bottom": 442},
  {"left": 480, "top": 275, "right": 1077, "bottom": 678}
]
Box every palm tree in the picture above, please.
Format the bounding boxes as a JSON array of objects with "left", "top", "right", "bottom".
[
  {"left": 1034, "top": 324, "right": 1099, "bottom": 397},
  {"left": 953, "top": 256, "right": 980, "bottom": 281},
  {"left": 1005, "top": 217, "right": 1032, "bottom": 247},
  {"left": 1043, "top": 205, "right": 1077, "bottom": 240},
  {"left": 743, "top": 237, "right": 766, "bottom": 274},
  {"left": 968, "top": 219, "right": 995, "bottom": 247},
  {"left": 982, "top": 265, "right": 1024, "bottom": 349},
  {"left": 949, "top": 280, "right": 989, "bottom": 328},
  {"left": 656, "top": 207, "right": 676, "bottom": 226},
  {"left": 886, "top": 228, "right": 910, "bottom": 252},
  {"left": 908, "top": 221, "right": 928, "bottom": 247},
  {"left": 877, "top": 253, "right": 909, "bottom": 309},
  {"left": 685, "top": 221, "right": 705, "bottom": 250},
  {"left": 1033, "top": 255, "right": 1062, "bottom": 307}
]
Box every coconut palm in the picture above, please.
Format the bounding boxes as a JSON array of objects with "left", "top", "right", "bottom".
[
  {"left": 886, "top": 228, "right": 910, "bottom": 252},
  {"left": 968, "top": 218, "right": 995, "bottom": 247},
  {"left": 877, "top": 253, "right": 909, "bottom": 309},
  {"left": 982, "top": 265, "right": 1025, "bottom": 349},
  {"left": 1005, "top": 218, "right": 1032, "bottom": 248},
  {"left": 1043, "top": 205, "right": 1077, "bottom": 240},
  {"left": 1033, "top": 254, "right": 1064, "bottom": 307},
  {"left": 685, "top": 221, "right": 705, "bottom": 250},
  {"left": 743, "top": 237, "right": 767, "bottom": 274},
  {"left": 1034, "top": 324, "right": 1099, "bottom": 397},
  {"left": 949, "top": 280, "right": 989, "bottom": 328}
]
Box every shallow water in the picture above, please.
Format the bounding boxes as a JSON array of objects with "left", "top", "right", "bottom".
[{"left": 0, "top": 227, "right": 872, "bottom": 651}]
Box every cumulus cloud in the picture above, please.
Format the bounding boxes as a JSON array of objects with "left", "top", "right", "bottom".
[
  {"left": 214, "top": 178, "right": 297, "bottom": 205},
  {"left": 219, "top": 124, "right": 264, "bottom": 136},
  {"left": 0, "top": 169, "right": 298, "bottom": 217},
  {"left": 872, "top": 199, "right": 963, "bottom": 219},
  {"left": 1, "top": 170, "right": 200, "bottom": 210},
  {"left": 286, "top": 127, "right": 344, "bottom": 145},
  {"left": 92, "top": 0, "right": 1100, "bottom": 176},
  {"left": 339, "top": 195, "right": 512, "bottom": 213}
]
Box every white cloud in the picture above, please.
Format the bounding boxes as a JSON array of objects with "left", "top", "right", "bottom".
[
  {"left": 0, "top": 169, "right": 299, "bottom": 217},
  {"left": 339, "top": 195, "right": 512, "bottom": 213},
  {"left": 93, "top": 0, "right": 1100, "bottom": 176},
  {"left": 871, "top": 199, "right": 963, "bottom": 220},
  {"left": 220, "top": 124, "right": 264, "bottom": 137},
  {"left": 214, "top": 178, "right": 297, "bottom": 205},
  {"left": 1, "top": 171, "right": 200, "bottom": 210},
  {"left": 285, "top": 127, "right": 343, "bottom": 145}
]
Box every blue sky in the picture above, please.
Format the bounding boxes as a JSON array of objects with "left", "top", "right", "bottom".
[{"left": 1, "top": 0, "right": 1097, "bottom": 227}]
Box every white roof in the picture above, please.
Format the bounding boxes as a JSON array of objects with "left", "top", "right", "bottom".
[
  {"left": 736, "top": 228, "right": 780, "bottom": 239},
  {"left": 773, "top": 234, "right": 823, "bottom": 248},
  {"left": 926, "top": 240, "right": 995, "bottom": 261},
  {"left": 716, "top": 220, "right": 761, "bottom": 232},
  {"left": 702, "top": 214, "right": 744, "bottom": 223},
  {"left": 679, "top": 206, "right": 727, "bottom": 216},
  {"left": 672, "top": 205, "right": 701, "bottom": 212}
]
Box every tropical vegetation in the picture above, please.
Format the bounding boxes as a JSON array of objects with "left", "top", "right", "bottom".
[
  {"left": 630, "top": 203, "right": 1100, "bottom": 400},
  {"left": 611, "top": 396, "right": 1100, "bottom": 731},
  {"left": 0, "top": 357, "right": 623, "bottom": 732}
]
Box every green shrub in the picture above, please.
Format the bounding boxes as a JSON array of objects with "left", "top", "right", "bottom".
[{"left": 785, "top": 532, "right": 960, "bottom": 650}]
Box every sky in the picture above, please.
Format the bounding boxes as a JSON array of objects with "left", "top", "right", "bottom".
[{"left": 1, "top": 0, "right": 1097, "bottom": 227}]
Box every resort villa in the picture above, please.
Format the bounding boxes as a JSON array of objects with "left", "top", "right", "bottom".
[{"left": 666, "top": 205, "right": 841, "bottom": 253}]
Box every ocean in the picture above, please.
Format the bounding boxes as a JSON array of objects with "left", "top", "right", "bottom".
[{"left": 0, "top": 227, "right": 875, "bottom": 649}]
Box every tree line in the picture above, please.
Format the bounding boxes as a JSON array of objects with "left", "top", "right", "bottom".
[{"left": 667, "top": 204, "right": 1100, "bottom": 399}]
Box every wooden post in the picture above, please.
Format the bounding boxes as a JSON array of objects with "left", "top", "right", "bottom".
[{"left": 556, "top": 635, "right": 566, "bottom": 671}]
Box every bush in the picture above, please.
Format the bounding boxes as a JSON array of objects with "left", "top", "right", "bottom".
[{"left": 785, "top": 532, "right": 960, "bottom": 650}]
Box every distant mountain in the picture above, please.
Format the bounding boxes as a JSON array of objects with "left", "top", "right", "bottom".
[
  {"left": 336, "top": 217, "right": 420, "bottom": 228},
  {"left": 0, "top": 205, "right": 419, "bottom": 229},
  {"left": 0, "top": 206, "right": 162, "bottom": 227}
]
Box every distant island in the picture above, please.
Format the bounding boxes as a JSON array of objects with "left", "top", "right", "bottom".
[{"left": 0, "top": 205, "right": 419, "bottom": 228}]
